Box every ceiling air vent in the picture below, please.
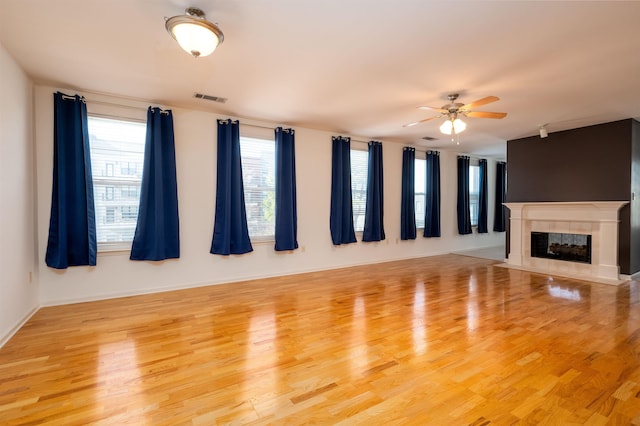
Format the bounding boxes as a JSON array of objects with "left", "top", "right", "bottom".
[
  {"left": 194, "top": 93, "right": 227, "bottom": 103},
  {"left": 421, "top": 136, "right": 438, "bottom": 141}
]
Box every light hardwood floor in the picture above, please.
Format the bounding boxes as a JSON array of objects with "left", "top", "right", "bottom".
[{"left": 1, "top": 254, "right": 639, "bottom": 425}]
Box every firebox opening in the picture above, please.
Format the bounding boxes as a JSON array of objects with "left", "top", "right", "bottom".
[{"left": 531, "top": 232, "right": 592, "bottom": 264}]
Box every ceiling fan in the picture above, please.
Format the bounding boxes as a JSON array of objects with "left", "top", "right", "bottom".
[{"left": 404, "top": 93, "right": 507, "bottom": 135}]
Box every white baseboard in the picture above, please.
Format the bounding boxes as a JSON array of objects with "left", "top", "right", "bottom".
[
  {"left": 41, "top": 249, "right": 500, "bottom": 308},
  {"left": 0, "top": 305, "right": 40, "bottom": 349},
  {"left": 42, "top": 250, "right": 459, "bottom": 307}
]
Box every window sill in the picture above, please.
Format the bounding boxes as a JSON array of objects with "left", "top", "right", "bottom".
[
  {"left": 98, "top": 242, "right": 132, "bottom": 254},
  {"left": 251, "top": 237, "right": 275, "bottom": 245}
]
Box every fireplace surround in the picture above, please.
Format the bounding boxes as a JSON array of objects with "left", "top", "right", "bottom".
[{"left": 504, "top": 201, "right": 628, "bottom": 285}]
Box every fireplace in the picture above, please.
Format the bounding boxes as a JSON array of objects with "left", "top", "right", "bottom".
[
  {"left": 530, "top": 232, "right": 591, "bottom": 264},
  {"left": 504, "top": 201, "right": 628, "bottom": 285}
]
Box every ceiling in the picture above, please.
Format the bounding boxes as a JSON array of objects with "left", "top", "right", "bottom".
[{"left": 2, "top": 1, "right": 640, "bottom": 158}]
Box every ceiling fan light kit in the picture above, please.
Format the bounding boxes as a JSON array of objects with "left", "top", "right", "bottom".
[
  {"left": 439, "top": 117, "right": 466, "bottom": 135},
  {"left": 165, "top": 7, "right": 224, "bottom": 58},
  {"left": 406, "top": 93, "right": 507, "bottom": 141}
]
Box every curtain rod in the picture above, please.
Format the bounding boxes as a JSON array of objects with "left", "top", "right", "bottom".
[
  {"left": 408, "top": 147, "right": 502, "bottom": 161},
  {"left": 458, "top": 153, "right": 491, "bottom": 160},
  {"left": 224, "top": 121, "right": 293, "bottom": 131},
  {"left": 335, "top": 137, "right": 376, "bottom": 144},
  {"left": 242, "top": 123, "right": 284, "bottom": 130},
  {"left": 54, "top": 85, "right": 161, "bottom": 111},
  {"left": 86, "top": 99, "right": 150, "bottom": 112}
]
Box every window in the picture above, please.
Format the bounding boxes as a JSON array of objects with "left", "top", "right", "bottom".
[
  {"left": 105, "top": 186, "right": 114, "bottom": 201},
  {"left": 350, "top": 149, "right": 368, "bottom": 232},
  {"left": 469, "top": 164, "right": 480, "bottom": 226},
  {"left": 121, "top": 206, "right": 138, "bottom": 221},
  {"left": 240, "top": 136, "right": 276, "bottom": 239},
  {"left": 121, "top": 162, "right": 138, "bottom": 176},
  {"left": 121, "top": 186, "right": 138, "bottom": 199},
  {"left": 415, "top": 158, "right": 426, "bottom": 229},
  {"left": 105, "top": 207, "right": 115, "bottom": 224},
  {"left": 88, "top": 116, "right": 146, "bottom": 249}
]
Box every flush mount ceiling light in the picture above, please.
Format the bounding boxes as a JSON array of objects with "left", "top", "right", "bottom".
[{"left": 165, "top": 7, "right": 224, "bottom": 58}]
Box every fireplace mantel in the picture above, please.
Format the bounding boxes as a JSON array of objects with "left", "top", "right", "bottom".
[{"left": 504, "top": 201, "right": 628, "bottom": 285}]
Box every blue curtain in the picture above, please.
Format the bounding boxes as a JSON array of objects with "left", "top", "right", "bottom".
[
  {"left": 494, "top": 161, "right": 507, "bottom": 232},
  {"left": 457, "top": 156, "right": 472, "bottom": 235},
  {"left": 477, "top": 158, "right": 488, "bottom": 233},
  {"left": 424, "top": 150, "right": 441, "bottom": 238},
  {"left": 329, "top": 136, "right": 356, "bottom": 245},
  {"left": 130, "top": 108, "right": 180, "bottom": 261},
  {"left": 363, "top": 141, "right": 385, "bottom": 242},
  {"left": 211, "top": 119, "right": 253, "bottom": 255},
  {"left": 400, "top": 147, "right": 416, "bottom": 240},
  {"left": 45, "top": 92, "right": 97, "bottom": 269},
  {"left": 274, "top": 127, "right": 298, "bottom": 251}
]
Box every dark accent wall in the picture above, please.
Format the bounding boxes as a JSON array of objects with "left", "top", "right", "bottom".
[
  {"left": 631, "top": 120, "right": 640, "bottom": 273},
  {"left": 506, "top": 119, "right": 639, "bottom": 275}
]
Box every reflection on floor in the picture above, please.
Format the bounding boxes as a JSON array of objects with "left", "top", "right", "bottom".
[
  {"left": 454, "top": 245, "right": 506, "bottom": 261},
  {"left": 1, "top": 254, "right": 639, "bottom": 424}
]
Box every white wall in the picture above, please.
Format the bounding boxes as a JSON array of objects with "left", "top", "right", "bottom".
[
  {"left": 34, "top": 86, "right": 504, "bottom": 306},
  {"left": 0, "top": 44, "right": 39, "bottom": 346}
]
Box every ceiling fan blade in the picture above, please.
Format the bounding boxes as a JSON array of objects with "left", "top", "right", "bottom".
[
  {"left": 460, "top": 96, "right": 500, "bottom": 111},
  {"left": 403, "top": 116, "right": 441, "bottom": 127},
  {"left": 418, "top": 105, "right": 448, "bottom": 113},
  {"left": 465, "top": 111, "right": 507, "bottom": 119}
]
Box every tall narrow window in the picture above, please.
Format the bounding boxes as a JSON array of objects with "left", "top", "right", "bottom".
[
  {"left": 350, "top": 148, "right": 369, "bottom": 232},
  {"left": 469, "top": 164, "right": 480, "bottom": 226},
  {"left": 240, "top": 137, "right": 276, "bottom": 239},
  {"left": 88, "top": 116, "right": 145, "bottom": 250},
  {"left": 414, "top": 158, "right": 426, "bottom": 229}
]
